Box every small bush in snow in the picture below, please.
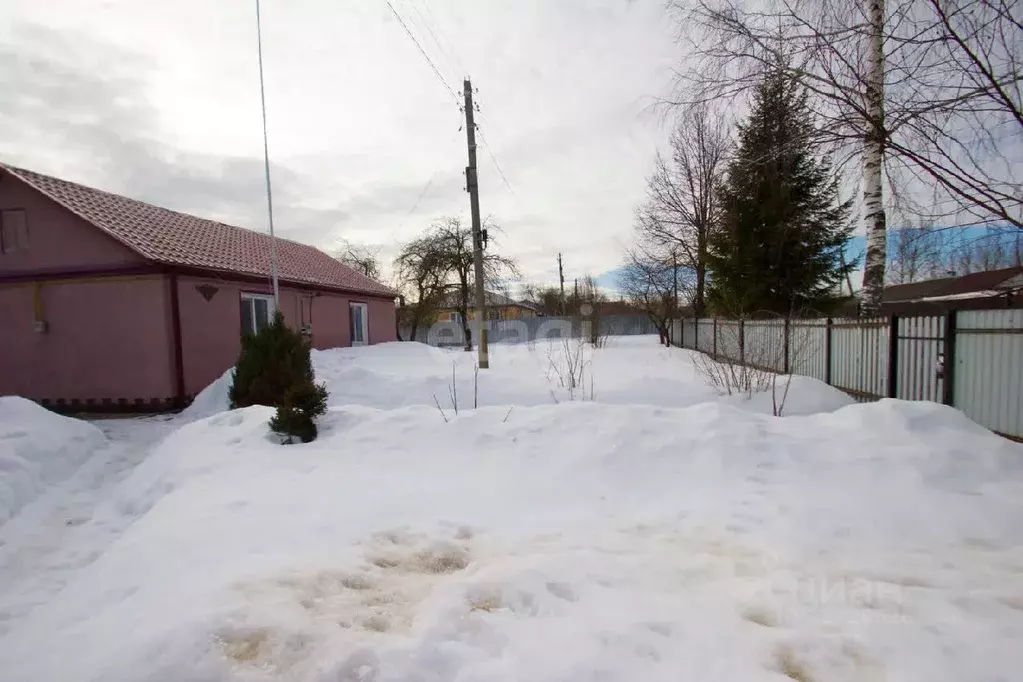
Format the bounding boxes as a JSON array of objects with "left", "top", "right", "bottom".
[
  {"left": 228, "top": 311, "right": 329, "bottom": 443},
  {"left": 269, "top": 381, "right": 329, "bottom": 444}
]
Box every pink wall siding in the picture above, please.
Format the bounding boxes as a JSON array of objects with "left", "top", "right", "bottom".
[
  {"left": 0, "top": 270, "right": 396, "bottom": 403},
  {"left": 176, "top": 277, "right": 397, "bottom": 396},
  {"left": 366, "top": 297, "right": 398, "bottom": 344},
  {"left": 176, "top": 276, "right": 245, "bottom": 397},
  {"left": 306, "top": 293, "right": 397, "bottom": 347},
  {"left": 0, "top": 174, "right": 143, "bottom": 273},
  {"left": 307, "top": 293, "right": 349, "bottom": 350},
  {"left": 177, "top": 277, "right": 312, "bottom": 395},
  {"left": 0, "top": 276, "right": 174, "bottom": 402}
]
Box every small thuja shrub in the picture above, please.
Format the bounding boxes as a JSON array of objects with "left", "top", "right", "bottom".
[
  {"left": 269, "top": 380, "right": 329, "bottom": 444},
  {"left": 228, "top": 311, "right": 329, "bottom": 443}
]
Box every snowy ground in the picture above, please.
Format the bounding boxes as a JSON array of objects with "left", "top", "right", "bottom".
[{"left": 1, "top": 336, "right": 1022, "bottom": 682}]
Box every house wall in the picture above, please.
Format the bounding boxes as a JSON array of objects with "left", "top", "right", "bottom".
[
  {"left": 176, "top": 276, "right": 396, "bottom": 397},
  {"left": 0, "top": 276, "right": 174, "bottom": 405},
  {"left": 365, "top": 296, "right": 397, "bottom": 344},
  {"left": 0, "top": 173, "right": 143, "bottom": 273},
  {"left": 0, "top": 272, "right": 396, "bottom": 406},
  {"left": 0, "top": 172, "right": 398, "bottom": 408}
]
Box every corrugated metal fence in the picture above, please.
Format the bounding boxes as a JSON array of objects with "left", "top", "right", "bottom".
[
  {"left": 671, "top": 310, "right": 1023, "bottom": 441},
  {"left": 402, "top": 314, "right": 660, "bottom": 347}
]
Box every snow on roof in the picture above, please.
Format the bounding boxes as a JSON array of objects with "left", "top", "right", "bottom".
[{"left": 918, "top": 289, "right": 1011, "bottom": 302}]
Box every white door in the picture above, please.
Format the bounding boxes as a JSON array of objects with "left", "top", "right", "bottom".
[{"left": 349, "top": 302, "right": 368, "bottom": 346}]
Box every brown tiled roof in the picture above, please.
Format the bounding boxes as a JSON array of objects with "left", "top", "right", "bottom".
[
  {"left": 1, "top": 163, "right": 395, "bottom": 297},
  {"left": 883, "top": 266, "right": 1022, "bottom": 302}
]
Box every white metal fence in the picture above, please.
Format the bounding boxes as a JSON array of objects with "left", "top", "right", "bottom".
[
  {"left": 671, "top": 309, "right": 1023, "bottom": 441},
  {"left": 401, "top": 314, "right": 660, "bottom": 347}
]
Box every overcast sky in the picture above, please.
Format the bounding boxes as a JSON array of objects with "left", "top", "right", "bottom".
[{"left": 0, "top": 0, "right": 680, "bottom": 289}]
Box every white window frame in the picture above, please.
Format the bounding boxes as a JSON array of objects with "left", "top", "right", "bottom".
[
  {"left": 349, "top": 302, "right": 369, "bottom": 346},
  {"left": 241, "top": 293, "right": 276, "bottom": 336}
]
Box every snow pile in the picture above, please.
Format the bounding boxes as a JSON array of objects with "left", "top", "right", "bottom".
[
  {"left": 1, "top": 395, "right": 1022, "bottom": 681},
  {"left": 0, "top": 397, "right": 107, "bottom": 525},
  {"left": 180, "top": 366, "right": 235, "bottom": 421},
  {"left": 183, "top": 337, "right": 848, "bottom": 418},
  {"left": 722, "top": 374, "right": 855, "bottom": 416}
]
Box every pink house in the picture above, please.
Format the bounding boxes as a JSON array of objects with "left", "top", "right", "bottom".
[{"left": 0, "top": 163, "right": 397, "bottom": 412}]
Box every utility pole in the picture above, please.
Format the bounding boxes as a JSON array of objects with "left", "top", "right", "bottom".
[
  {"left": 573, "top": 278, "right": 579, "bottom": 314},
  {"left": 558, "top": 253, "right": 565, "bottom": 315},
  {"left": 463, "top": 78, "right": 489, "bottom": 368}
]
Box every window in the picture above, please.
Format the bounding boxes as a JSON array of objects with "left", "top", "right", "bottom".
[
  {"left": 240, "top": 293, "right": 274, "bottom": 336},
  {"left": 349, "top": 302, "right": 368, "bottom": 346},
  {"left": 0, "top": 209, "right": 29, "bottom": 254}
]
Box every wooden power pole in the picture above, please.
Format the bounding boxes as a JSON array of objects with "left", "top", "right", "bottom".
[
  {"left": 558, "top": 253, "right": 565, "bottom": 315},
  {"left": 462, "top": 78, "right": 489, "bottom": 368}
]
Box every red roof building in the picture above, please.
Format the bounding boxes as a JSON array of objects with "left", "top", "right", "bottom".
[{"left": 0, "top": 163, "right": 397, "bottom": 411}]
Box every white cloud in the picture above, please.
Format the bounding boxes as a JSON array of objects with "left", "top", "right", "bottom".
[{"left": 0, "top": 0, "right": 680, "bottom": 286}]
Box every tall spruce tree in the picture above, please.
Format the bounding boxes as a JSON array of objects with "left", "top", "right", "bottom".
[{"left": 707, "top": 65, "right": 855, "bottom": 316}]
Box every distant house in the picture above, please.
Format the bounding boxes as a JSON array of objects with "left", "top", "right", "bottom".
[
  {"left": 436, "top": 290, "right": 540, "bottom": 322},
  {"left": 0, "top": 163, "right": 397, "bottom": 412},
  {"left": 878, "top": 266, "right": 1023, "bottom": 313}
]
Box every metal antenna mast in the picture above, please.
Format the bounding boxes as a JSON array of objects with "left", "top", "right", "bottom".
[{"left": 255, "top": 0, "right": 280, "bottom": 308}]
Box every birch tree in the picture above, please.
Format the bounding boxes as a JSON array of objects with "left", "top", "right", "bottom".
[
  {"left": 667, "top": 0, "right": 1023, "bottom": 315},
  {"left": 862, "top": 0, "right": 887, "bottom": 313}
]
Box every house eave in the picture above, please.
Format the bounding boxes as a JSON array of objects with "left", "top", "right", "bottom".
[{"left": 0, "top": 263, "right": 397, "bottom": 299}]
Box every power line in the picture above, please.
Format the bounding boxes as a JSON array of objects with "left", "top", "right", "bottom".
[
  {"left": 385, "top": 0, "right": 460, "bottom": 105},
  {"left": 405, "top": 0, "right": 463, "bottom": 80},
  {"left": 406, "top": 175, "right": 437, "bottom": 218},
  {"left": 477, "top": 127, "right": 514, "bottom": 195},
  {"left": 393, "top": 125, "right": 465, "bottom": 236}
]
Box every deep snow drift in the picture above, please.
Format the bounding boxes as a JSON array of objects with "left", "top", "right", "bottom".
[
  {"left": 185, "top": 337, "right": 853, "bottom": 418},
  {"left": 2, "top": 337, "right": 1022, "bottom": 682},
  {"left": 0, "top": 396, "right": 107, "bottom": 524}
]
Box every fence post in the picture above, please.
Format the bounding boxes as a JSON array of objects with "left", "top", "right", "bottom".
[
  {"left": 943, "top": 309, "right": 957, "bottom": 406},
  {"left": 824, "top": 318, "right": 833, "bottom": 385},
  {"left": 712, "top": 317, "right": 718, "bottom": 359},
  {"left": 739, "top": 318, "right": 745, "bottom": 365},
  {"left": 783, "top": 317, "right": 790, "bottom": 374},
  {"left": 887, "top": 314, "right": 899, "bottom": 399}
]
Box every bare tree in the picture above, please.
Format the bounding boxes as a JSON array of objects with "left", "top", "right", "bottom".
[
  {"left": 393, "top": 235, "right": 448, "bottom": 342},
  {"left": 577, "top": 274, "right": 610, "bottom": 345},
  {"left": 520, "top": 283, "right": 564, "bottom": 315},
  {"left": 336, "top": 239, "right": 382, "bottom": 281},
  {"left": 888, "top": 223, "right": 947, "bottom": 283},
  {"left": 431, "top": 217, "right": 519, "bottom": 351},
  {"left": 620, "top": 244, "right": 689, "bottom": 344},
  {"left": 637, "top": 105, "right": 728, "bottom": 316},
  {"left": 947, "top": 228, "right": 1019, "bottom": 274},
  {"left": 667, "top": 0, "right": 1023, "bottom": 315}
]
